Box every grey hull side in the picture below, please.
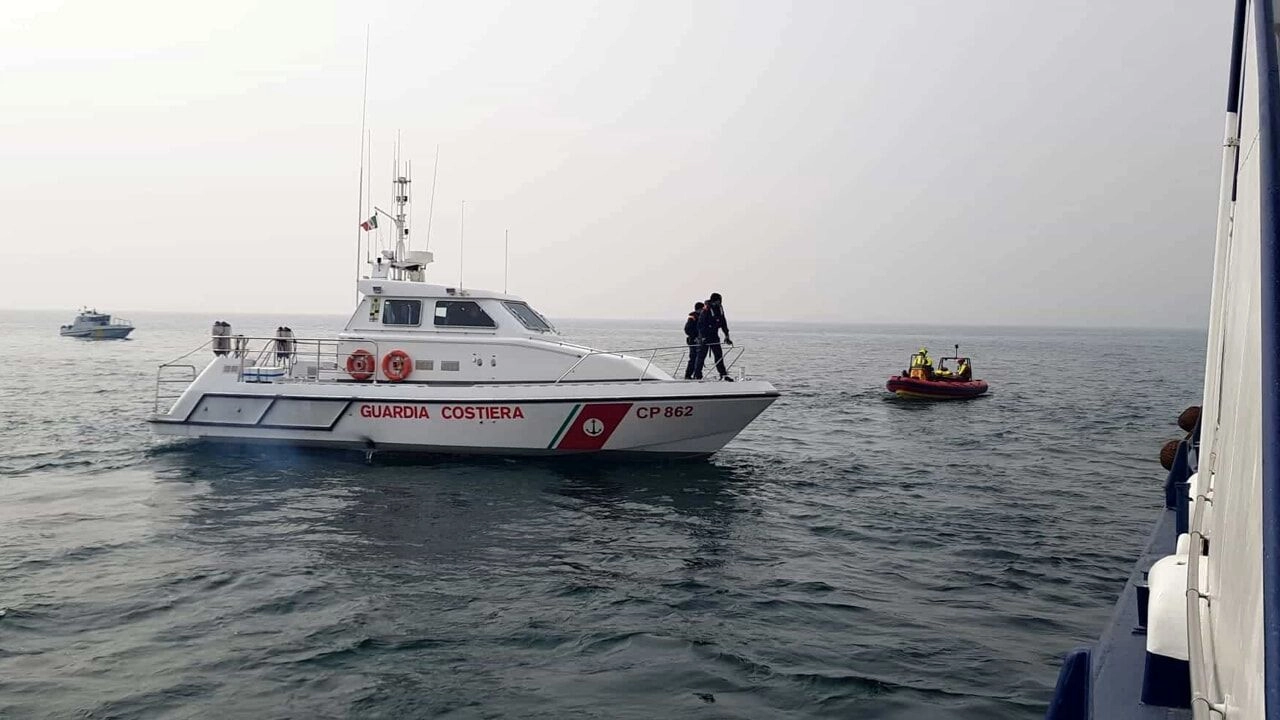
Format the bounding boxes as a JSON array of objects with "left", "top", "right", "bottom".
[{"left": 60, "top": 327, "right": 134, "bottom": 339}]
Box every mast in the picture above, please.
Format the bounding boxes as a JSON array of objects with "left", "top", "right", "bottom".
[
  {"left": 368, "top": 138, "right": 434, "bottom": 282},
  {"left": 393, "top": 141, "right": 411, "bottom": 270}
]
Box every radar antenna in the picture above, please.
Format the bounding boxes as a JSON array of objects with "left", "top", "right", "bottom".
[{"left": 370, "top": 136, "right": 433, "bottom": 281}]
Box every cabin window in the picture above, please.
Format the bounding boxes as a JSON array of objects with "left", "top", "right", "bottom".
[
  {"left": 382, "top": 299, "right": 422, "bottom": 326},
  {"left": 434, "top": 301, "right": 496, "bottom": 328},
  {"left": 503, "top": 301, "right": 553, "bottom": 332}
]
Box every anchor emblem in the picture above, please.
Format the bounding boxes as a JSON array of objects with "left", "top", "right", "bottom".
[{"left": 582, "top": 417, "right": 605, "bottom": 437}]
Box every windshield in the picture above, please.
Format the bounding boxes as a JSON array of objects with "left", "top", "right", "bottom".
[{"left": 503, "top": 301, "right": 554, "bottom": 332}]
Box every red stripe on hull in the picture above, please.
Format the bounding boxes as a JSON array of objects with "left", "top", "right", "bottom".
[{"left": 555, "top": 403, "right": 633, "bottom": 450}]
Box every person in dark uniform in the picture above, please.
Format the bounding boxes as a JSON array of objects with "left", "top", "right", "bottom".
[
  {"left": 693, "top": 292, "right": 734, "bottom": 381},
  {"left": 683, "top": 301, "right": 704, "bottom": 380}
]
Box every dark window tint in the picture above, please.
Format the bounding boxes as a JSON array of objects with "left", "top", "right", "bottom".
[
  {"left": 503, "top": 301, "right": 553, "bottom": 332},
  {"left": 382, "top": 299, "right": 422, "bottom": 326},
  {"left": 434, "top": 300, "right": 496, "bottom": 328}
]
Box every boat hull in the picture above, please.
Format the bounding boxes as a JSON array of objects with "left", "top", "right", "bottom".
[
  {"left": 60, "top": 326, "right": 133, "bottom": 339},
  {"left": 151, "top": 361, "right": 778, "bottom": 458},
  {"left": 886, "top": 375, "right": 988, "bottom": 400}
]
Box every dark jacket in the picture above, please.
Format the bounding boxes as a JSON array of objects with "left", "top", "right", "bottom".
[
  {"left": 684, "top": 312, "right": 700, "bottom": 343},
  {"left": 697, "top": 302, "right": 729, "bottom": 343}
]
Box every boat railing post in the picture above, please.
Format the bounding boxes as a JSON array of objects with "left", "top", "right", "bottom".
[
  {"left": 640, "top": 348, "right": 658, "bottom": 380},
  {"left": 721, "top": 344, "right": 744, "bottom": 376},
  {"left": 555, "top": 351, "right": 595, "bottom": 383}
]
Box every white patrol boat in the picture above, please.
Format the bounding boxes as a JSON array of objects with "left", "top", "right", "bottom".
[
  {"left": 60, "top": 308, "right": 134, "bottom": 339},
  {"left": 149, "top": 163, "right": 778, "bottom": 459}
]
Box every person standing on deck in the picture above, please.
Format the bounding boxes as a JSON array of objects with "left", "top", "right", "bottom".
[
  {"left": 694, "top": 292, "right": 734, "bottom": 381},
  {"left": 683, "top": 301, "right": 704, "bottom": 380}
]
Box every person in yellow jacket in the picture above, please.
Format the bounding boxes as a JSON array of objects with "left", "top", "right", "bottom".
[{"left": 908, "top": 347, "right": 933, "bottom": 379}]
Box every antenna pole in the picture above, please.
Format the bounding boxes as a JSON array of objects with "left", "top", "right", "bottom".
[
  {"left": 425, "top": 145, "right": 439, "bottom": 252},
  {"left": 365, "top": 130, "right": 372, "bottom": 262},
  {"left": 407, "top": 159, "right": 413, "bottom": 251},
  {"left": 504, "top": 229, "right": 509, "bottom": 293},
  {"left": 353, "top": 25, "right": 370, "bottom": 303},
  {"left": 459, "top": 200, "right": 466, "bottom": 289},
  {"left": 392, "top": 133, "right": 410, "bottom": 275}
]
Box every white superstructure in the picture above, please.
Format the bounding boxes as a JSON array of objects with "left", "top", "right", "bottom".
[
  {"left": 1143, "top": 1, "right": 1276, "bottom": 717},
  {"left": 1046, "top": 3, "right": 1277, "bottom": 717},
  {"left": 149, "top": 157, "right": 777, "bottom": 458},
  {"left": 1182, "top": 1, "right": 1269, "bottom": 715}
]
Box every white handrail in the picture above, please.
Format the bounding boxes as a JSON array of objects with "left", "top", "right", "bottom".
[
  {"left": 225, "top": 335, "right": 383, "bottom": 382},
  {"left": 553, "top": 342, "right": 745, "bottom": 383},
  {"left": 1187, "top": 486, "right": 1226, "bottom": 719},
  {"left": 154, "top": 335, "right": 386, "bottom": 407}
]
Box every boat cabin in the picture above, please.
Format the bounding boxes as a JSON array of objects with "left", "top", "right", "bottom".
[
  {"left": 323, "top": 275, "right": 668, "bottom": 384},
  {"left": 344, "top": 279, "right": 555, "bottom": 338}
]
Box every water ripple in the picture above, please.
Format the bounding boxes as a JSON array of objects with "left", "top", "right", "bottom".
[{"left": 0, "top": 313, "right": 1203, "bottom": 718}]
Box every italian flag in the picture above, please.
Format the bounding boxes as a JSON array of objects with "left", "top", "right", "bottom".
[{"left": 360, "top": 215, "right": 377, "bottom": 231}]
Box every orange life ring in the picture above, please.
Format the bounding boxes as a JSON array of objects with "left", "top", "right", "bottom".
[
  {"left": 346, "top": 349, "right": 375, "bottom": 380},
  {"left": 382, "top": 349, "right": 413, "bottom": 382}
]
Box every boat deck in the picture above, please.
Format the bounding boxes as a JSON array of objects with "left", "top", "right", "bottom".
[{"left": 1087, "top": 506, "right": 1189, "bottom": 720}]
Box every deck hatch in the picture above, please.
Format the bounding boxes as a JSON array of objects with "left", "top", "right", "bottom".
[
  {"left": 259, "top": 399, "right": 349, "bottom": 429},
  {"left": 191, "top": 396, "right": 273, "bottom": 425}
]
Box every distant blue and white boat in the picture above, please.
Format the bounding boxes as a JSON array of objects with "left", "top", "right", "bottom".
[
  {"left": 1046, "top": 0, "right": 1279, "bottom": 718},
  {"left": 59, "top": 308, "right": 134, "bottom": 340}
]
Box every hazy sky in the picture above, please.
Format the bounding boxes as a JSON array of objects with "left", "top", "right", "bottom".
[{"left": 0, "top": 1, "right": 1232, "bottom": 326}]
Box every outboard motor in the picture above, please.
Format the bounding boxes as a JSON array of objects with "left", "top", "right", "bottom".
[
  {"left": 275, "top": 326, "right": 295, "bottom": 365},
  {"left": 212, "top": 321, "right": 231, "bottom": 357}
]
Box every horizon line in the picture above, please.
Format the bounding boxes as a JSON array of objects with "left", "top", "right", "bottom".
[{"left": 3, "top": 306, "right": 1208, "bottom": 333}]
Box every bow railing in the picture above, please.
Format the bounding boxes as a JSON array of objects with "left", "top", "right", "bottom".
[{"left": 553, "top": 342, "right": 746, "bottom": 383}]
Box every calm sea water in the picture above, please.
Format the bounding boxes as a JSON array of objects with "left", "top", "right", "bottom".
[{"left": 0, "top": 310, "right": 1204, "bottom": 719}]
